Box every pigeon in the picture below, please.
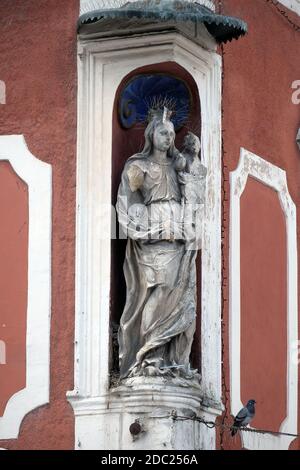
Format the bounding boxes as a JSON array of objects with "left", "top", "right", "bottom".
[{"left": 231, "top": 399, "right": 256, "bottom": 436}]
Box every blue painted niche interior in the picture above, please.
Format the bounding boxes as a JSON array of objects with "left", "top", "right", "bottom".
[{"left": 119, "top": 74, "right": 191, "bottom": 130}]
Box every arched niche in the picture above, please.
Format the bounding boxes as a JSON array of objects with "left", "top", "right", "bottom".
[
  {"left": 69, "top": 32, "right": 223, "bottom": 450},
  {"left": 110, "top": 61, "right": 202, "bottom": 378}
]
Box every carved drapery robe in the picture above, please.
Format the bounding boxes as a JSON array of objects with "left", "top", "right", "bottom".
[{"left": 117, "top": 153, "right": 198, "bottom": 379}]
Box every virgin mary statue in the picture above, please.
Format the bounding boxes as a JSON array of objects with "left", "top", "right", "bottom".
[{"left": 117, "top": 107, "right": 205, "bottom": 382}]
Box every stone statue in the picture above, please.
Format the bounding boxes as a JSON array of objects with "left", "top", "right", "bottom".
[
  {"left": 178, "top": 132, "right": 207, "bottom": 249},
  {"left": 180, "top": 132, "right": 207, "bottom": 203},
  {"left": 117, "top": 107, "right": 206, "bottom": 383}
]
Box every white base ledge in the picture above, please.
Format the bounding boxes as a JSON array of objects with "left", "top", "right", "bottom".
[{"left": 68, "top": 381, "right": 222, "bottom": 450}]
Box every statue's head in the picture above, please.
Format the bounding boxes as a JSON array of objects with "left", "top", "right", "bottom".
[
  {"left": 183, "top": 132, "right": 201, "bottom": 157},
  {"left": 152, "top": 121, "right": 175, "bottom": 153},
  {"left": 142, "top": 107, "right": 177, "bottom": 158}
]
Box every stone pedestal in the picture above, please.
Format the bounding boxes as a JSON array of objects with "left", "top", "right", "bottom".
[{"left": 69, "top": 378, "right": 220, "bottom": 450}]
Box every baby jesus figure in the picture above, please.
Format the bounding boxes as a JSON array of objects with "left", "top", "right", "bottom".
[{"left": 178, "top": 132, "right": 207, "bottom": 248}]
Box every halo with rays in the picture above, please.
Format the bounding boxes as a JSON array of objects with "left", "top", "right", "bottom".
[{"left": 119, "top": 74, "right": 191, "bottom": 130}]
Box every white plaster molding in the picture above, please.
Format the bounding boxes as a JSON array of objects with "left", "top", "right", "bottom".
[
  {"left": 80, "top": 0, "right": 216, "bottom": 15},
  {"left": 0, "top": 135, "right": 52, "bottom": 439},
  {"left": 278, "top": 0, "right": 300, "bottom": 16},
  {"left": 69, "top": 31, "right": 222, "bottom": 449},
  {"left": 229, "top": 148, "right": 298, "bottom": 450},
  {"left": 70, "top": 382, "right": 220, "bottom": 449}
]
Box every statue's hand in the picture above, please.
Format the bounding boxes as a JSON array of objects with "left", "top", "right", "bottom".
[{"left": 174, "top": 152, "right": 186, "bottom": 172}]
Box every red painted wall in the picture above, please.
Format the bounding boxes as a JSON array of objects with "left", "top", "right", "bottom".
[
  {"left": 0, "top": 0, "right": 78, "bottom": 450},
  {"left": 219, "top": 0, "right": 300, "bottom": 450},
  {"left": 240, "top": 178, "right": 287, "bottom": 432}
]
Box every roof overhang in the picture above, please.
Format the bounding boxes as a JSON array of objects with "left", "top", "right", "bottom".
[{"left": 78, "top": 0, "right": 247, "bottom": 44}]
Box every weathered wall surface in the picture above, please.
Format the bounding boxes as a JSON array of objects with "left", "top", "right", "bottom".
[
  {"left": 219, "top": 0, "right": 300, "bottom": 450},
  {"left": 0, "top": 0, "right": 79, "bottom": 450}
]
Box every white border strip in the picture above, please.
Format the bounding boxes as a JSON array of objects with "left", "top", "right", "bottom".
[
  {"left": 230, "top": 148, "right": 298, "bottom": 450},
  {"left": 278, "top": 0, "right": 300, "bottom": 16},
  {"left": 0, "top": 135, "right": 52, "bottom": 439}
]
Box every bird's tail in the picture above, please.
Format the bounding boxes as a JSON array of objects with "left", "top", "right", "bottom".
[{"left": 231, "top": 426, "right": 238, "bottom": 436}]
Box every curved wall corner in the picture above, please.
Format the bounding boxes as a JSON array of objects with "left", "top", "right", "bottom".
[{"left": 0, "top": 135, "right": 52, "bottom": 439}]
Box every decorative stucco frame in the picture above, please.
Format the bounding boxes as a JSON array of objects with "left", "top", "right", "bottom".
[
  {"left": 230, "top": 148, "right": 298, "bottom": 450},
  {"left": 68, "top": 31, "right": 222, "bottom": 448},
  {"left": 0, "top": 135, "right": 52, "bottom": 439}
]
